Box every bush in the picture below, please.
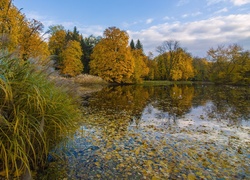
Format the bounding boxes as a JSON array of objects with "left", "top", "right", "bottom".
[{"left": 0, "top": 51, "right": 82, "bottom": 178}]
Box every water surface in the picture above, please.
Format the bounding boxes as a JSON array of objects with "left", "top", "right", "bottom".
[{"left": 40, "top": 84, "right": 250, "bottom": 179}]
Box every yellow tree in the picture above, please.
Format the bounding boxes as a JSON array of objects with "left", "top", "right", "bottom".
[
  {"left": 131, "top": 49, "right": 149, "bottom": 83},
  {"left": 0, "top": 0, "right": 21, "bottom": 51},
  {"left": 48, "top": 27, "right": 67, "bottom": 68},
  {"left": 156, "top": 40, "right": 194, "bottom": 81},
  {"left": 90, "top": 27, "right": 134, "bottom": 83},
  {"left": 18, "top": 19, "right": 49, "bottom": 60},
  {"left": 60, "top": 40, "right": 83, "bottom": 77},
  {"left": 171, "top": 48, "right": 194, "bottom": 80},
  {"left": 0, "top": 0, "right": 49, "bottom": 60}
]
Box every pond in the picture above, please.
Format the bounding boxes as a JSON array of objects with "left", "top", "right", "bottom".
[{"left": 39, "top": 84, "right": 250, "bottom": 179}]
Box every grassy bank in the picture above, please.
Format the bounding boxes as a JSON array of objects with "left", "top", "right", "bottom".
[
  {"left": 142, "top": 80, "right": 193, "bottom": 86},
  {"left": 0, "top": 52, "right": 82, "bottom": 179}
]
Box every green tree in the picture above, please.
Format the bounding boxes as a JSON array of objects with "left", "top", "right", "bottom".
[
  {"left": 130, "top": 39, "right": 135, "bottom": 50},
  {"left": 90, "top": 27, "right": 135, "bottom": 83},
  {"left": 135, "top": 39, "right": 143, "bottom": 50},
  {"left": 81, "top": 35, "right": 101, "bottom": 73},
  {"left": 60, "top": 40, "right": 83, "bottom": 77}
]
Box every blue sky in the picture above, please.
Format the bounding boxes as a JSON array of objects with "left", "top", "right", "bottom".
[{"left": 13, "top": 0, "right": 250, "bottom": 57}]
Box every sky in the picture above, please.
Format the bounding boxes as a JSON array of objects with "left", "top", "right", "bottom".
[{"left": 13, "top": 0, "right": 250, "bottom": 57}]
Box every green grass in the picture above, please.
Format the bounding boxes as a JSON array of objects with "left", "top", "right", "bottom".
[
  {"left": 0, "top": 51, "right": 82, "bottom": 179},
  {"left": 142, "top": 80, "right": 193, "bottom": 86}
]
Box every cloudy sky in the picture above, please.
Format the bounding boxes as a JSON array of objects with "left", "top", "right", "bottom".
[{"left": 13, "top": 0, "right": 250, "bottom": 57}]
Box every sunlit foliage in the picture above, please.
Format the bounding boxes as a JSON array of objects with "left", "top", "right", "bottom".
[
  {"left": 90, "top": 27, "right": 135, "bottom": 83},
  {"left": 60, "top": 40, "right": 83, "bottom": 76},
  {"left": 155, "top": 41, "right": 194, "bottom": 81},
  {"left": 0, "top": 0, "right": 49, "bottom": 60},
  {"left": 131, "top": 49, "right": 149, "bottom": 83},
  {"left": 208, "top": 44, "right": 250, "bottom": 84},
  {"left": 48, "top": 26, "right": 84, "bottom": 76}
]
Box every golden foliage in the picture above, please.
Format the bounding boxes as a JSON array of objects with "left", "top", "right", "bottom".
[
  {"left": 60, "top": 40, "right": 83, "bottom": 77},
  {"left": 90, "top": 27, "right": 135, "bottom": 83},
  {"left": 0, "top": 0, "right": 49, "bottom": 60},
  {"left": 131, "top": 49, "right": 149, "bottom": 83}
]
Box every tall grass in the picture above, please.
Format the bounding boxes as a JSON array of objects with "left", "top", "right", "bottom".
[{"left": 0, "top": 51, "right": 82, "bottom": 179}]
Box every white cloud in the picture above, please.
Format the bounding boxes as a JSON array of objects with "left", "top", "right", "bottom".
[
  {"left": 206, "top": 0, "right": 226, "bottom": 6},
  {"left": 182, "top": 12, "right": 202, "bottom": 18},
  {"left": 207, "top": 0, "right": 250, "bottom": 6},
  {"left": 214, "top": 7, "right": 228, "bottom": 14},
  {"left": 231, "top": 0, "right": 250, "bottom": 5},
  {"left": 146, "top": 18, "right": 154, "bottom": 24},
  {"left": 128, "top": 14, "right": 250, "bottom": 57}
]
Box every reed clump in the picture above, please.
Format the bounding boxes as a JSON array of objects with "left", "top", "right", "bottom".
[{"left": 0, "top": 51, "right": 82, "bottom": 179}]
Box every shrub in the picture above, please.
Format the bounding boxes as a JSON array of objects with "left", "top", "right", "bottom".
[{"left": 0, "top": 51, "right": 81, "bottom": 178}]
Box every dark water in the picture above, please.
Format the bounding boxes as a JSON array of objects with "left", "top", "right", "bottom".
[{"left": 39, "top": 84, "right": 250, "bottom": 179}]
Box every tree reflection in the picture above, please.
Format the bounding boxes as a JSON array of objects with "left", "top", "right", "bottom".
[
  {"left": 151, "top": 84, "right": 194, "bottom": 121},
  {"left": 82, "top": 84, "right": 249, "bottom": 133},
  {"left": 82, "top": 85, "right": 150, "bottom": 140},
  {"left": 203, "top": 86, "right": 250, "bottom": 125}
]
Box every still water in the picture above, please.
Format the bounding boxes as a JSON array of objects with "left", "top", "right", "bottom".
[{"left": 39, "top": 84, "right": 250, "bottom": 179}]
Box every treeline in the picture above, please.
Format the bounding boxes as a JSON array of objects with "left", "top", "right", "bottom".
[{"left": 1, "top": 0, "right": 250, "bottom": 85}]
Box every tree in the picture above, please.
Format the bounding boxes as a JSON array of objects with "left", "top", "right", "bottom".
[
  {"left": 130, "top": 39, "right": 135, "bottom": 50},
  {"left": 90, "top": 27, "right": 134, "bottom": 83},
  {"left": 208, "top": 44, "right": 250, "bottom": 84},
  {"left": 48, "top": 28, "right": 67, "bottom": 68},
  {"left": 65, "top": 26, "right": 81, "bottom": 42},
  {"left": 192, "top": 57, "right": 210, "bottom": 81},
  {"left": 155, "top": 40, "right": 194, "bottom": 80},
  {"left": 60, "top": 40, "right": 83, "bottom": 77},
  {"left": 156, "top": 40, "right": 180, "bottom": 79},
  {"left": 81, "top": 35, "right": 101, "bottom": 73},
  {"left": 0, "top": 0, "right": 49, "bottom": 60},
  {"left": 131, "top": 49, "right": 149, "bottom": 83},
  {"left": 145, "top": 52, "right": 159, "bottom": 80},
  {"left": 135, "top": 39, "right": 143, "bottom": 50}
]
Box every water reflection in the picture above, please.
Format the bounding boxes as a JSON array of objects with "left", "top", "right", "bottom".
[
  {"left": 39, "top": 84, "right": 250, "bottom": 179},
  {"left": 88, "top": 84, "right": 249, "bottom": 127}
]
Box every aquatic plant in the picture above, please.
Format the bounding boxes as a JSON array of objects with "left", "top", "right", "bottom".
[{"left": 0, "top": 51, "right": 81, "bottom": 178}]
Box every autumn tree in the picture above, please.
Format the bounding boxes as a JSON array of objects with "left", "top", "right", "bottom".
[
  {"left": 0, "top": 0, "right": 49, "bottom": 60},
  {"left": 0, "top": 0, "right": 21, "bottom": 51},
  {"left": 131, "top": 48, "right": 149, "bottom": 83},
  {"left": 90, "top": 27, "right": 134, "bottom": 84},
  {"left": 145, "top": 52, "right": 159, "bottom": 80},
  {"left": 208, "top": 44, "right": 250, "bottom": 84},
  {"left": 60, "top": 40, "right": 83, "bottom": 76},
  {"left": 48, "top": 25, "right": 84, "bottom": 76},
  {"left": 18, "top": 19, "right": 49, "bottom": 60},
  {"left": 192, "top": 57, "right": 210, "bottom": 81},
  {"left": 155, "top": 40, "right": 194, "bottom": 80},
  {"left": 48, "top": 25, "right": 67, "bottom": 68}
]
